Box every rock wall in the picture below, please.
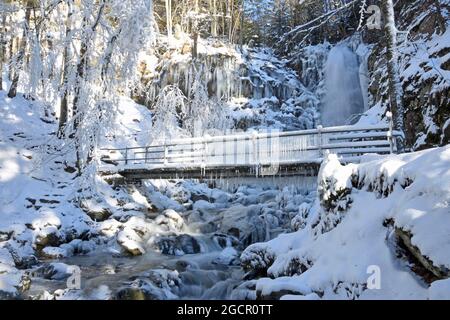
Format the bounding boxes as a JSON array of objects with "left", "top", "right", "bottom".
[
  {"left": 138, "top": 39, "right": 300, "bottom": 105},
  {"left": 278, "top": 0, "right": 449, "bottom": 150},
  {"left": 367, "top": 0, "right": 449, "bottom": 150}
]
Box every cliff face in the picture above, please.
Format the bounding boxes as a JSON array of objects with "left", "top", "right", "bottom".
[
  {"left": 137, "top": 36, "right": 320, "bottom": 133},
  {"left": 139, "top": 1, "right": 449, "bottom": 149},
  {"left": 277, "top": 0, "right": 449, "bottom": 150},
  {"left": 367, "top": 0, "right": 450, "bottom": 150}
]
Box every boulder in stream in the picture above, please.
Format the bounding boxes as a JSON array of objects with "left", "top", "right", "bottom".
[
  {"left": 151, "top": 234, "right": 201, "bottom": 256},
  {"left": 154, "top": 209, "right": 185, "bottom": 232},
  {"left": 116, "top": 269, "right": 179, "bottom": 300},
  {"left": 117, "top": 228, "right": 145, "bottom": 256},
  {"left": 219, "top": 204, "right": 266, "bottom": 246}
]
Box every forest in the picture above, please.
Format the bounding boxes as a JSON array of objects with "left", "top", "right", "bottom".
[{"left": 0, "top": 0, "right": 449, "bottom": 301}]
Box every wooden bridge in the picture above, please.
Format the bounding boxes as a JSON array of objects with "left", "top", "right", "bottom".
[{"left": 98, "top": 124, "right": 401, "bottom": 180}]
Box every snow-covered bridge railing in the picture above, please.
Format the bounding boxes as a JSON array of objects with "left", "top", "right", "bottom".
[{"left": 98, "top": 124, "right": 401, "bottom": 180}]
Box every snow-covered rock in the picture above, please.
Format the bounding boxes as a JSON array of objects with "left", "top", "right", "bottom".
[
  {"left": 41, "top": 247, "right": 69, "bottom": 259},
  {"left": 241, "top": 146, "right": 450, "bottom": 300},
  {"left": 117, "top": 228, "right": 145, "bottom": 256},
  {"left": 220, "top": 204, "right": 265, "bottom": 245},
  {"left": 213, "top": 247, "right": 239, "bottom": 266},
  {"left": 149, "top": 234, "right": 201, "bottom": 256},
  {"left": 153, "top": 209, "right": 185, "bottom": 232},
  {"left": 193, "top": 200, "right": 216, "bottom": 212},
  {"left": 116, "top": 269, "right": 180, "bottom": 300}
]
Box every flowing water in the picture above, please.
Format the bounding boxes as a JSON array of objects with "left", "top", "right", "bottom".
[
  {"left": 321, "top": 45, "right": 365, "bottom": 126},
  {"left": 25, "top": 207, "right": 248, "bottom": 300}
]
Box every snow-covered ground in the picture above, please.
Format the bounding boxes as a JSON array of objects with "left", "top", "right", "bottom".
[
  {"left": 1, "top": 0, "right": 448, "bottom": 302},
  {"left": 240, "top": 146, "right": 450, "bottom": 300},
  {"left": 0, "top": 90, "right": 95, "bottom": 296}
]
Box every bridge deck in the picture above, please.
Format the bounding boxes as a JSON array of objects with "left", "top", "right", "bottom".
[{"left": 99, "top": 124, "right": 401, "bottom": 180}]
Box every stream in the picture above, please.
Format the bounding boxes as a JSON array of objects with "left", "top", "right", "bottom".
[
  {"left": 27, "top": 248, "right": 243, "bottom": 300},
  {"left": 24, "top": 183, "right": 316, "bottom": 300}
]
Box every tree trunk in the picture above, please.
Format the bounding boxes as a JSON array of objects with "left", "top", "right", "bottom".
[
  {"left": 58, "top": 1, "right": 73, "bottom": 136},
  {"left": 228, "top": 0, "right": 233, "bottom": 43},
  {"left": 382, "top": 0, "right": 404, "bottom": 152},
  {"left": 192, "top": 1, "right": 199, "bottom": 59},
  {"left": 0, "top": 12, "right": 6, "bottom": 91},
  {"left": 222, "top": 2, "right": 226, "bottom": 37},
  {"left": 8, "top": 34, "right": 14, "bottom": 81},
  {"left": 72, "top": 3, "right": 105, "bottom": 173},
  {"left": 165, "top": 0, "right": 172, "bottom": 40},
  {"left": 192, "top": 22, "right": 198, "bottom": 60},
  {"left": 239, "top": 0, "right": 245, "bottom": 49},
  {"left": 8, "top": 0, "right": 33, "bottom": 98},
  {"left": 211, "top": 0, "right": 217, "bottom": 37},
  {"left": 73, "top": 3, "right": 104, "bottom": 126}
]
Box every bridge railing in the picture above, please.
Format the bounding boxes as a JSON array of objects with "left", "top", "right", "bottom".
[{"left": 99, "top": 124, "right": 401, "bottom": 170}]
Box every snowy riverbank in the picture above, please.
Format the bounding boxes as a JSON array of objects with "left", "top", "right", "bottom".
[{"left": 240, "top": 147, "right": 450, "bottom": 300}]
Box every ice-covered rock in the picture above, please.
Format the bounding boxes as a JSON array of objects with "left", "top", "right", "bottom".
[
  {"left": 124, "top": 216, "right": 153, "bottom": 237},
  {"left": 219, "top": 204, "right": 265, "bottom": 245},
  {"left": 33, "top": 262, "right": 76, "bottom": 280},
  {"left": 213, "top": 247, "right": 239, "bottom": 266},
  {"left": 116, "top": 269, "right": 180, "bottom": 300},
  {"left": 41, "top": 246, "right": 69, "bottom": 259},
  {"left": 117, "top": 228, "right": 145, "bottom": 256},
  {"left": 154, "top": 209, "right": 185, "bottom": 232},
  {"left": 80, "top": 198, "right": 112, "bottom": 222},
  {"left": 99, "top": 219, "right": 122, "bottom": 238},
  {"left": 212, "top": 233, "right": 239, "bottom": 249},
  {"left": 193, "top": 200, "right": 216, "bottom": 212},
  {"left": 150, "top": 234, "right": 201, "bottom": 256}
]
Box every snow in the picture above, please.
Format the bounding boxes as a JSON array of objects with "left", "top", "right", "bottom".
[
  {"left": 0, "top": 90, "right": 159, "bottom": 296},
  {"left": 101, "top": 97, "right": 153, "bottom": 149},
  {"left": 429, "top": 279, "right": 450, "bottom": 300},
  {"left": 243, "top": 146, "right": 450, "bottom": 300},
  {"left": 41, "top": 247, "right": 69, "bottom": 259},
  {"left": 1, "top": 79, "right": 449, "bottom": 300},
  {"left": 117, "top": 228, "right": 146, "bottom": 256},
  {"left": 281, "top": 293, "right": 321, "bottom": 300},
  {"left": 1, "top": 1, "right": 449, "bottom": 300}
]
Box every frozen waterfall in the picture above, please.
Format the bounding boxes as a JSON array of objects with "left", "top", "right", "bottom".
[{"left": 321, "top": 45, "right": 365, "bottom": 126}]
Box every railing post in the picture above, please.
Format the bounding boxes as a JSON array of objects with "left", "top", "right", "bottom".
[
  {"left": 125, "top": 147, "right": 128, "bottom": 165},
  {"left": 145, "top": 147, "right": 149, "bottom": 163},
  {"left": 386, "top": 111, "right": 394, "bottom": 154},
  {"left": 252, "top": 131, "right": 258, "bottom": 176},
  {"left": 202, "top": 140, "right": 207, "bottom": 176},
  {"left": 317, "top": 125, "right": 323, "bottom": 158},
  {"left": 164, "top": 144, "right": 169, "bottom": 165}
]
